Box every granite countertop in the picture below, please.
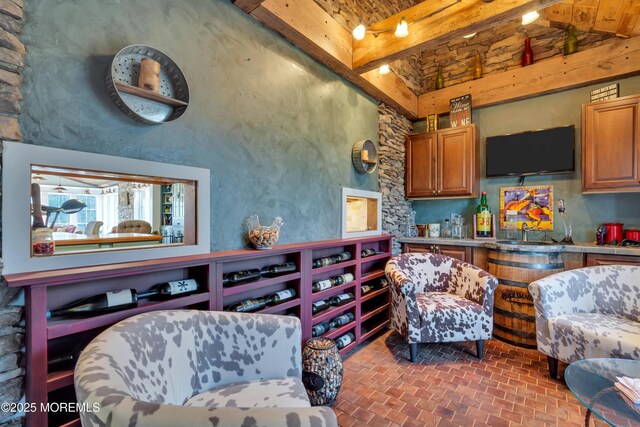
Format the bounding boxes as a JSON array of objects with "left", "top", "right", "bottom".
[{"left": 398, "top": 237, "right": 640, "bottom": 256}]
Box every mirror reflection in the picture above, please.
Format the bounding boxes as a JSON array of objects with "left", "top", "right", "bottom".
[{"left": 30, "top": 165, "right": 196, "bottom": 256}]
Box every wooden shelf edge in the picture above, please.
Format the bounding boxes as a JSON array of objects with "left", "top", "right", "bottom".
[
  {"left": 253, "top": 298, "right": 300, "bottom": 315},
  {"left": 361, "top": 286, "right": 389, "bottom": 303},
  {"left": 362, "top": 302, "right": 390, "bottom": 322},
  {"left": 361, "top": 252, "right": 391, "bottom": 264},
  {"left": 47, "top": 292, "right": 210, "bottom": 339},
  {"left": 322, "top": 322, "right": 356, "bottom": 340},
  {"left": 311, "top": 280, "right": 357, "bottom": 302},
  {"left": 222, "top": 272, "right": 301, "bottom": 297},
  {"left": 312, "top": 301, "right": 357, "bottom": 323},
  {"left": 59, "top": 418, "right": 82, "bottom": 427},
  {"left": 311, "top": 259, "right": 357, "bottom": 275},
  {"left": 361, "top": 319, "right": 390, "bottom": 341},
  {"left": 361, "top": 269, "right": 386, "bottom": 283},
  {"left": 47, "top": 369, "right": 74, "bottom": 392},
  {"left": 114, "top": 82, "right": 189, "bottom": 107}
]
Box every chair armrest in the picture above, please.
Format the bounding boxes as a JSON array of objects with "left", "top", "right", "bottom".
[
  {"left": 528, "top": 270, "right": 596, "bottom": 320},
  {"left": 80, "top": 398, "right": 338, "bottom": 427},
  {"left": 448, "top": 259, "right": 498, "bottom": 314}
]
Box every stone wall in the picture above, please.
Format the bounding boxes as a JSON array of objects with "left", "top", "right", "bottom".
[
  {"left": 0, "top": 1, "right": 24, "bottom": 425},
  {"left": 378, "top": 103, "right": 413, "bottom": 254},
  {"left": 420, "top": 20, "right": 613, "bottom": 92}
]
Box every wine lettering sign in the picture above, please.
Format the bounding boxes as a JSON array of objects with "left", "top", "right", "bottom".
[{"left": 449, "top": 94, "right": 472, "bottom": 127}]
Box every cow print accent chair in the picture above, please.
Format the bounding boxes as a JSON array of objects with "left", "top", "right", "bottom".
[
  {"left": 75, "top": 310, "right": 338, "bottom": 427},
  {"left": 529, "top": 265, "right": 640, "bottom": 379},
  {"left": 386, "top": 253, "right": 498, "bottom": 362}
]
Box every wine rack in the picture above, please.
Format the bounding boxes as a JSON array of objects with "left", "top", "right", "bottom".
[{"left": 4, "top": 234, "right": 391, "bottom": 427}]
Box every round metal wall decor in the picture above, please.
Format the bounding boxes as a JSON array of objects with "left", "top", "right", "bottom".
[
  {"left": 352, "top": 139, "right": 378, "bottom": 174},
  {"left": 106, "top": 44, "right": 189, "bottom": 124}
]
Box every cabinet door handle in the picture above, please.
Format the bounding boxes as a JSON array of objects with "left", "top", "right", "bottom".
[{"left": 432, "top": 190, "right": 436, "bottom": 194}]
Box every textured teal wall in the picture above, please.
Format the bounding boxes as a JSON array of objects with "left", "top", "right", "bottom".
[
  {"left": 413, "top": 75, "right": 640, "bottom": 242},
  {"left": 20, "top": 0, "right": 379, "bottom": 250}
]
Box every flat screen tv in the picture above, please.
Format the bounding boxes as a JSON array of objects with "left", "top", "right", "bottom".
[{"left": 486, "top": 125, "right": 575, "bottom": 178}]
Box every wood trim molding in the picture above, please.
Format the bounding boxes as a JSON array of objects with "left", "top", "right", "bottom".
[
  {"left": 352, "top": 0, "right": 563, "bottom": 73},
  {"left": 233, "top": 0, "right": 267, "bottom": 13},
  {"left": 246, "top": 0, "right": 418, "bottom": 118},
  {"left": 417, "top": 35, "right": 640, "bottom": 117}
]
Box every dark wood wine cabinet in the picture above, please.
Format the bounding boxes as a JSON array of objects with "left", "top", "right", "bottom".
[{"left": 4, "top": 234, "right": 391, "bottom": 427}]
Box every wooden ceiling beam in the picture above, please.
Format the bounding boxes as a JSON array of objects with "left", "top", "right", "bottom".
[
  {"left": 417, "top": 35, "right": 640, "bottom": 117},
  {"left": 233, "top": 0, "right": 267, "bottom": 13},
  {"left": 352, "top": 0, "right": 563, "bottom": 74},
  {"left": 245, "top": 0, "right": 418, "bottom": 118}
]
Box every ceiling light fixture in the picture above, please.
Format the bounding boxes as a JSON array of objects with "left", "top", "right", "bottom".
[
  {"left": 379, "top": 64, "right": 391, "bottom": 75},
  {"left": 463, "top": 33, "right": 477, "bottom": 39},
  {"left": 32, "top": 174, "right": 45, "bottom": 181},
  {"left": 53, "top": 179, "right": 67, "bottom": 193},
  {"left": 522, "top": 11, "right": 540, "bottom": 25},
  {"left": 395, "top": 17, "right": 409, "bottom": 38},
  {"left": 353, "top": 22, "right": 366, "bottom": 40}
]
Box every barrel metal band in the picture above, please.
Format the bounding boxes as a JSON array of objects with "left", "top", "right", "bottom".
[
  {"left": 497, "top": 278, "right": 530, "bottom": 288},
  {"left": 487, "top": 257, "right": 564, "bottom": 270},
  {"left": 493, "top": 334, "right": 538, "bottom": 349},
  {"left": 493, "top": 323, "right": 537, "bottom": 338},
  {"left": 488, "top": 248, "right": 562, "bottom": 257},
  {"left": 494, "top": 307, "right": 536, "bottom": 321}
]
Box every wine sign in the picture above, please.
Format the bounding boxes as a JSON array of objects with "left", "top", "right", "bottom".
[{"left": 449, "top": 94, "right": 472, "bottom": 127}]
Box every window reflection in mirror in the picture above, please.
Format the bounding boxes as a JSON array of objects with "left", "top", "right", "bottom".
[{"left": 30, "top": 165, "right": 196, "bottom": 257}]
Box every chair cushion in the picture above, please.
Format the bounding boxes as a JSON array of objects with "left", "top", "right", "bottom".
[
  {"left": 184, "top": 377, "right": 310, "bottom": 409},
  {"left": 416, "top": 292, "right": 484, "bottom": 342},
  {"left": 548, "top": 313, "right": 640, "bottom": 362}
]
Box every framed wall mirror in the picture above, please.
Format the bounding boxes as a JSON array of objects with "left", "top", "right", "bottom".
[{"left": 3, "top": 142, "right": 210, "bottom": 274}]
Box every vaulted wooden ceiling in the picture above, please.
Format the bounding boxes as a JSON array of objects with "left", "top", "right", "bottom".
[{"left": 234, "top": 0, "right": 640, "bottom": 119}]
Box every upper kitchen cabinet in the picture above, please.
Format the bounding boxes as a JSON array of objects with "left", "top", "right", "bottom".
[
  {"left": 405, "top": 124, "right": 477, "bottom": 199},
  {"left": 582, "top": 94, "right": 640, "bottom": 193}
]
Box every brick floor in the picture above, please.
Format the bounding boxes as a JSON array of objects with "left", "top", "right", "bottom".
[{"left": 333, "top": 330, "right": 612, "bottom": 427}]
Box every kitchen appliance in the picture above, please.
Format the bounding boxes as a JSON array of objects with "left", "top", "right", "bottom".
[
  {"left": 603, "top": 223, "right": 623, "bottom": 244},
  {"left": 624, "top": 229, "right": 640, "bottom": 241}
]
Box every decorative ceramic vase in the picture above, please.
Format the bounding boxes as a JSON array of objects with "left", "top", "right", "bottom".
[
  {"left": 521, "top": 37, "right": 534, "bottom": 66},
  {"left": 435, "top": 65, "right": 445, "bottom": 90},
  {"left": 246, "top": 215, "right": 283, "bottom": 249},
  {"left": 302, "top": 337, "right": 343, "bottom": 406},
  {"left": 563, "top": 25, "right": 578, "bottom": 55}
]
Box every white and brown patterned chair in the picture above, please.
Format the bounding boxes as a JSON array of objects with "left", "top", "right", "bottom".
[
  {"left": 75, "top": 310, "right": 338, "bottom": 427},
  {"left": 386, "top": 253, "right": 498, "bottom": 362},
  {"left": 529, "top": 265, "right": 640, "bottom": 379}
]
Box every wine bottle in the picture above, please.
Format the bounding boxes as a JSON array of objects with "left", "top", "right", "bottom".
[
  {"left": 312, "top": 299, "right": 330, "bottom": 315},
  {"left": 312, "top": 278, "right": 335, "bottom": 292},
  {"left": 138, "top": 279, "right": 199, "bottom": 300},
  {"left": 476, "top": 191, "right": 491, "bottom": 238},
  {"left": 330, "top": 313, "right": 354, "bottom": 328},
  {"left": 266, "top": 288, "right": 296, "bottom": 305},
  {"left": 335, "top": 332, "right": 355, "bottom": 349},
  {"left": 361, "top": 284, "right": 373, "bottom": 295},
  {"left": 48, "top": 342, "right": 86, "bottom": 369},
  {"left": 311, "top": 321, "right": 331, "bottom": 337},
  {"left": 222, "top": 269, "right": 261, "bottom": 287},
  {"left": 377, "top": 278, "right": 389, "bottom": 289},
  {"left": 334, "top": 273, "right": 354, "bottom": 285},
  {"left": 260, "top": 262, "right": 297, "bottom": 277},
  {"left": 361, "top": 248, "right": 376, "bottom": 258},
  {"left": 329, "top": 293, "right": 354, "bottom": 307},
  {"left": 312, "top": 251, "right": 352, "bottom": 268},
  {"left": 47, "top": 289, "right": 138, "bottom": 318},
  {"left": 227, "top": 297, "right": 267, "bottom": 312}
]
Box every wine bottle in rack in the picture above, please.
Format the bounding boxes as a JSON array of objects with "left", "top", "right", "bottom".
[
  {"left": 47, "top": 342, "right": 87, "bottom": 369},
  {"left": 260, "top": 262, "right": 297, "bottom": 277},
  {"left": 361, "top": 284, "right": 373, "bottom": 295},
  {"left": 46, "top": 289, "right": 138, "bottom": 318},
  {"left": 311, "top": 321, "right": 331, "bottom": 337},
  {"left": 312, "top": 251, "right": 352, "bottom": 268},
  {"left": 312, "top": 299, "right": 330, "bottom": 315},
  {"left": 334, "top": 273, "right": 354, "bottom": 285},
  {"left": 330, "top": 312, "right": 354, "bottom": 328},
  {"left": 138, "top": 279, "right": 199, "bottom": 300},
  {"left": 312, "top": 277, "right": 335, "bottom": 293},
  {"left": 222, "top": 269, "right": 262, "bottom": 287},
  {"left": 329, "top": 293, "right": 354, "bottom": 307},
  {"left": 227, "top": 297, "right": 267, "bottom": 312},
  {"left": 361, "top": 248, "right": 377, "bottom": 258},
  {"left": 266, "top": 288, "right": 297, "bottom": 305},
  {"left": 335, "top": 332, "right": 355, "bottom": 349}
]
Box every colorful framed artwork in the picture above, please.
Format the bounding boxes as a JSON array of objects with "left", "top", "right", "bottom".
[{"left": 499, "top": 185, "right": 553, "bottom": 230}]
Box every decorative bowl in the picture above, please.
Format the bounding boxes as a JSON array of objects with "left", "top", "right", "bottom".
[{"left": 246, "top": 215, "right": 283, "bottom": 249}]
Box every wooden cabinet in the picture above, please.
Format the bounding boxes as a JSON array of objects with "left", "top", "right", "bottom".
[
  {"left": 403, "top": 242, "right": 472, "bottom": 263},
  {"left": 586, "top": 253, "right": 640, "bottom": 266},
  {"left": 405, "top": 124, "right": 476, "bottom": 198},
  {"left": 582, "top": 94, "right": 640, "bottom": 193}
]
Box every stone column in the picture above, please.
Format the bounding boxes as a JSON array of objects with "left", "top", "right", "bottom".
[{"left": 378, "top": 103, "right": 413, "bottom": 254}]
